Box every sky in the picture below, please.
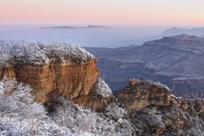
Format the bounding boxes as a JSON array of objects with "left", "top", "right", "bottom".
[{"left": 0, "top": 0, "right": 204, "bottom": 26}]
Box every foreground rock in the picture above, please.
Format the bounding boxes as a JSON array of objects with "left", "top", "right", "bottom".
[
  {"left": 0, "top": 41, "right": 112, "bottom": 110},
  {"left": 0, "top": 41, "right": 203, "bottom": 135},
  {"left": 115, "top": 80, "right": 171, "bottom": 111},
  {"left": 115, "top": 79, "right": 204, "bottom": 135}
]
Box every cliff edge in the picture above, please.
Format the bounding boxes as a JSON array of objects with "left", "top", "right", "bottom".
[
  {"left": 114, "top": 79, "right": 204, "bottom": 135},
  {"left": 0, "top": 41, "right": 112, "bottom": 110},
  {"left": 0, "top": 41, "right": 203, "bottom": 135}
]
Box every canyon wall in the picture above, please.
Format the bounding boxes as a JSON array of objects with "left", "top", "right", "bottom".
[
  {"left": 0, "top": 60, "right": 99, "bottom": 104},
  {"left": 0, "top": 42, "right": 115, "bottom": 110},
  {"left": 114, "top": 79, "right": 204, "bottom": 135},
  {"left": 115, "top": 79, "right": 204, "bottom": 113}
]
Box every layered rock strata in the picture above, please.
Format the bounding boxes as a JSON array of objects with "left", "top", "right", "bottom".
[
  {"left": 114, "top": 79, "right": 204, "bottom": 135},
  {"left": 0, "top": 41, "right": 113, "bottom": 110}
]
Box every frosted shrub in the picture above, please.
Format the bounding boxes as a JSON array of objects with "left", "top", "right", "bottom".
[
  {"left": 0, "top": 78, "right": 133, "bottom": 136},
  {"left": 0, "top": 41, "right": 95, "bottom": 66},
  {"left": 0, "top": 79, "right": 89, "bottom": 136},
  {"left": 104, "top": 103, "right": 127, "bottom": 120},
  {"left": 0, "top": 80, "right": 46, "bottom": 119},
  {"left": 0, "top": 82, "right": 4, "bottom": 95},
  {"left": 94, "top": 78, "right": 112, "bottom": 98},
  {"left": 50, "top": 97, "right": 134, "bottom": 136}
]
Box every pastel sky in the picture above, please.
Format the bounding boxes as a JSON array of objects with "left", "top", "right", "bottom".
[{"left": 0, "top": 0, "right": 204, "bottom": 26}]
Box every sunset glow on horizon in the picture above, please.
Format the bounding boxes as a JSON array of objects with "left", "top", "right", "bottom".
[{"left": 0, "top": 0, "right": 204, "bottom": 26}]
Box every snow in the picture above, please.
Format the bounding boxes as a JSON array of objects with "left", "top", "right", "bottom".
[
  {"left": 94, "top": 78, "right": 112, "bottom": 98},
  {"left": 0, "top": 82, "right": 4, "bottom": 95},
  {"left": 0, "top": 41, "right": 95, "bottom": 66},
  {"left": 0, "top": 79, "right": 91, "bottom": 136},
  {"left": 50, "top": 96, "right": 133, "bottom": 136},
  {"left": 147, "top": 79, "right": 171, "bottom": 92},
  {"left": 0, "top": 78, "right": 133, "bottom": 136},
  {"left": 104, "top": 103, "right": 127, "bottom": 120},
  {"left": 132, "top": 79, "right": 171, "bottom": 92}
]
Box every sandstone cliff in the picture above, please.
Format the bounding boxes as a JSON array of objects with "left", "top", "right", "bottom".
[
  {"left": 0, "top": 41, "right": 204, "bottom": 135},
  {"left": 0, "top": 41, "right": 112, "bottom": 110}
]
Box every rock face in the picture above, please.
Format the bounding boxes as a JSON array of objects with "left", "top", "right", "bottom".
[
  {"left": 115, "top": 79, "right": 204, "bottom": 135},
  {"left": 1, "top": 61, "right": 99, "bottom": 103},
  {"left": 115, "top": 80, "right": 171, "bottom": 111},
  {"left": 0, "top": 66, "right": 16, "bottom": 79},
  {"left": 115, "top": 79, "right": 204, "bottom": 113},
  {"left": 0, "top": 41, "right": 204, "bottom": 135},
  {"left": 86, "top": 35, "right": 204, "bottom": 98},
  {"left": 0, "top": 41, "right": 113, "bottom": 110},
  {"left": 14, "top": 60, "right": 98, "bottom": 103}
]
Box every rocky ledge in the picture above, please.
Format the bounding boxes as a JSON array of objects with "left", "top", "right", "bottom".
[
  {"left": 0, "top": 41, "right": 112, "bottom": 110},
  {"left": 0, "top": 41, "right": 203, "bottom": 135},
  {"left": 114, "top": 79, "right": 204, "bottom": 135}
]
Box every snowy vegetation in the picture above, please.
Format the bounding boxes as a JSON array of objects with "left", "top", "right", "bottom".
[
  {"left": 50, "top": 96, "right": 133, "bottom": 136},
  {"left": 0, "top": 78, "right": 132, "bottom": 136},
  {"left": 0, "top": 41, "right": 95, "bottom": 66},
  {"left": 94, "top": 78, "right": 112, "bottom": 98},
  {"left": 131, "top": 79, "right": 171, "bottom": 92}
]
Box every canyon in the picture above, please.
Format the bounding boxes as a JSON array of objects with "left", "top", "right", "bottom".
[
  {"left": 87, "top": 34, "right": 204, "bottom": 98},
  {"left": 0, "top": 41, "right": 203, "bottom": 135}
]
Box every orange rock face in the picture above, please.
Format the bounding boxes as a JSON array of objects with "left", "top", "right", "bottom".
[
  {"left": 0, "top": 59, "right": 99, "bottom": 104},
  {"left": 0, "top": 66, "right": 16, "bottom": 79},
  {"left": 115, "top": 79, "right": 204, "bottom": 115},
  {"left": 115, "top": 79, "right": 172, "bottom": 111}
]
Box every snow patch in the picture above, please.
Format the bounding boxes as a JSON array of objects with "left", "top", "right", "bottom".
[
  {"left": 146, "top": 79, "right": 171, "bottom": 92},
  {"left": 0, "top": 78, "right": 133, "bottom": 136},
  {"left": 50, "top": 97, "right": 133, "bottom": 136},
  {"left": 94, "top": 78, "right": 112, "bottom": 98},
  {"left": 0, "top": 82, "right": 4, "bottom": 95},
  {"left": 0, "top": 41, "right": 95, "bottom": 66},
  {"left": 104, "top": 103, "right": 127, "bottom": 120}
]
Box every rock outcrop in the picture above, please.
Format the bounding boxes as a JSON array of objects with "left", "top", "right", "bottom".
[
  {"left": 0, "top": 41, "right": 204, "bottom": 135},
  {"left": 115, "top": 79, "right": 204, "bottom": 113},
  {"left": 115, "top": 79, "right": 172, "bottom": 111},
  {"left": 0, "top": 60, "right": 99, "bottom": 103},
  {"left": 0, "top": 41, "right": 113, "bottom": 110},
  {"left": 114, "top": 79, "right": 204, "bottom": 135}
]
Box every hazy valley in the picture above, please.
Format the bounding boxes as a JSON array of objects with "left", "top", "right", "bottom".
[{"left": 87, "top": 34, "right": 204, "bottom": 98}]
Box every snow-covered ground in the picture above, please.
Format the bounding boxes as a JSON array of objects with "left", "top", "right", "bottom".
[
  {"left": 0, "top": 41, "right": 95, "bottom": 66},
  {"left": 0, "top": 78, "right": 132, "bottom": 136}
]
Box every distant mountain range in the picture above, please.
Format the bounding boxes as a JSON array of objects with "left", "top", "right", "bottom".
[
  {"left": 87, "top": 34, "right": 204, "bottom": 98},
  {"left": 40, "top": 25, "right": 108, "bottom": 29},
  {"left": 162, "top": 27, "right": 204, "bottom": 37}
]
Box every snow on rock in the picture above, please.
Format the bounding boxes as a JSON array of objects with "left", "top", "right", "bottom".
[
  {"left": 0, "top": 78, "right": 133, "bottom": 136},
  {"left": 94, "top": 78, "right": 112, "bottom": 98},
  {"left": 0, "top": 80, "right": 46, "bottom": 119},
  {"left": 0, "top": 82, "right": 4, "bottom": 95},
  {"left": 131, "top": 79, "right": 171, "bottom": 92},
  {"left": 104, "top": 103, "right": 128, "bottom": 120},
  {"left": 50, "top": 96, "right": 133, "bottom": 136},
  {"left": 0, "top": 41, "right": 95, "bottom": 66},
  {"left": 0, "top": 79, "right": 91, "bottom": 136},
  {"left": 147, "top": 80, "right": 171, "bottom": 92}
]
